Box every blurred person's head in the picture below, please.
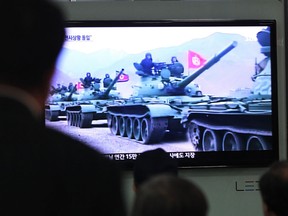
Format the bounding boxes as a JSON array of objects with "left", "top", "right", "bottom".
[
  {"left": 133, "top": 148, "right": 178, "bottom": 191},
  {"left": 131, "top": 175, "right": 209, "bottom": 216},
  {"left": 145, "top": 53, "right": 152, "bottom": 59},
  {"left": 171, "top": 56, "right": 178, "bottom": 63},
  {"left": 259, "top": 160, "right": 288, "bottom": 216},
  {"left": 2, "top": 0, "right": 65, "bottom": 106}
]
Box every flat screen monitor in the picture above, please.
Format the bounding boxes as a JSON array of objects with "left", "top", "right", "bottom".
[{"left": 45, "top": 19, "right": 278, "bottom": 169}]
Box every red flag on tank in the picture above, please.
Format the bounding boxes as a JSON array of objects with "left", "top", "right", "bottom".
[
  {"left": 117, "top": 72, "right": 129, "bottom": 82},
  {"left": 76, "top": 81, "right": 84, "bottom": 89},
  {"left": 188, "top": 50, "right": 206, "bottom": 68}
]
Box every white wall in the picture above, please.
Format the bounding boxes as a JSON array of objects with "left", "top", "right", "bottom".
[{"left": 56, "top": 1, "right": 286, "bottom": 216}]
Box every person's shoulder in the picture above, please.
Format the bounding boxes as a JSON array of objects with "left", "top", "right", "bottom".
[
  {"left": 43, "top": 127, "right": 119, "bottom": 170},
  {"left": 44, "top": 127, "right": 99, "bottom": 153}
]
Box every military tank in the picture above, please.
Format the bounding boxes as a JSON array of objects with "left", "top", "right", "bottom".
[
  {"left": 65, "top": 69, "right": 125, "bottom": 128},
  {"left": 106, "top": 41, "right": 237, "bottom": 144},
  {"left": 45, "top": 85, "right": 78, "bottom": 121},
  {"left": 181, "top": 27, "right": 272, "bottom": 152}
]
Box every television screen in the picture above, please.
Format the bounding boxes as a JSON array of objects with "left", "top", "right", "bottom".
[{"left": 45, "top": 19, "right": 278, "bottom": 169}]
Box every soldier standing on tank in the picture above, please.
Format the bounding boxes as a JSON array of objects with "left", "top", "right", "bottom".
[
  {"left": 93, "top": 77, "right": 102, "bottom": 91},
  {"left": 252, "top": 27, "right": 270, "bottom": 81},
  {"left": 49, "top": 84, "right": 61, "bottom": 95},
  {"left": 169, "top": 56, "right": 184, "bottom": 78},
  {"left": 171, "top": 56, "right": 179, "bottom": 64},
  {"left": 82, "top": 72, "right": 96, "bottom": 88},
  {"left": 55, "top": 83, "right": 62, "bottom": 93},
  {"left": 103, "top": 73, "right": 113, "bottom": 88},
  {"left": 140, "top": 53, "right": 155, "bottom": 75},
  {"left": 55, "top": 83, "right": 67, "bottom": 94},
  {"left": 68, "top": 82, "right": 74, "bottom": 92},
  {"left": 251, "top": 27, "right": 271, "bottom": 95},
  {"left": 68, "top": 82, "right": 77, "bottom": 93}
]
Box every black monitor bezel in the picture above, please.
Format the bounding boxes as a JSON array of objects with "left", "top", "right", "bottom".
[{"left": 59, "top": 19, "right": 279, "bottom": 170}]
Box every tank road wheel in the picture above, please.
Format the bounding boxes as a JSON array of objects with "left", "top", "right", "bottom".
[
  {"left": 110, "top": 115, "right": 120, "bottom": 135},
  {"left": 222, "top": 132, "right": 243, "bottom": 151},
  {"left": 107, "top": 114, "right": 112, "bottom": 128},
  {"left": 187, "top": 122, "right": 202, "bottom": 151},
  {"left": 79, "top": 113, "right": 93, "bottom": 128},
  {"left": 246, "top": 136, "right": 271, "bottom": 150},
  {"left": 202, "top": 129, "right": 221, "bottom": 151},
  {"left": 141, "top": 118, "right": 151, "bottom": 144},
  {"left": 67, "top": 112, "right": 77, "bottom": 126},
  {"left": 126, "top": 117, "right": 134, "bottom": 139},
  {"left": 75, "top": 113, "right": 80, "bottom": 127},
  {"left": 45, "top": 110, "right": 59, "bottom": 121},
  {"left": 73, "top": 113, "right": 78, "bottom": 126},
  {"left": 67, "top": 112, "right": 72, "bottom": 126},
  {"left": 107, "top": 114, "right": 113, "bottom": 130},
  {"left": 119, "top": 117, "right": 127, "bottom": 137},
  {"left": 70, "top": 113, "right": 76, "bottom": 126},
  {"left": 141, "top": 117, "right": 167, "bottom": 144},
  {"left": 133, "top": 118, "right": 142, "bottom": 141}
]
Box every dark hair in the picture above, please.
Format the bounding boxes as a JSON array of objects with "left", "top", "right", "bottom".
[
  {"left": 2, "top": 0, "right": 65, "bottom": 90},
  {"left": 145, "top": 53, "right": 152, "bottom": 58},
  {"left": 131, "top": 175, "right": 209, "bottom": 216},
  {"left": 171, "top": 56, "right": 178, "bottom": 63},
  {"left": 133, "top": 148, "right": 178, "bottom": 189},
  {"left": 259, "top": 160, "right": 288, "bottom": 216}
]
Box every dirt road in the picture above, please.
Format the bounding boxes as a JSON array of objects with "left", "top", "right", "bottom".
[{"left": 45, "top": 118, "right": 195, "bottom": 155}]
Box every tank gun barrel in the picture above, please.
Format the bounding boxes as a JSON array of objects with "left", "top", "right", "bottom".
[
  {"left": 102, "top": 68, "right": 125, "bottom": 97},
  {"left": 177, "top": 41, "right": 238, "bottom": 88}
]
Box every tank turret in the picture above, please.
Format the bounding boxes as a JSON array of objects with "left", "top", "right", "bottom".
[
  {"left": 45, "top": 84, "right": 78, "bottom": 121},
  {"left": 65, "top": 69, "right": 126, "bottom": 128},
  {"left": 101, "top": 68, "right": 125, "bottom": 98},
  {"left": 132, "top": 41, "right": 237, "bottom": 98},
  {"left": 77, "top": 69, "right": 124, "bottom": 101}
]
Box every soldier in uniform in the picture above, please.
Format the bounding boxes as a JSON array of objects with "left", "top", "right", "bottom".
[
  {"left": 140, "top": 53, "right": 155, "bottom": 75},
  {"left": 168, "top": 56, "right": 184, "bottom": 78},
  {"left": 82, "top": 72, "right": 96, "bottom": 88},
  {"left": 103, "top": 73, "right": 113, "bottom": 88},
  {"left": 252, "top": 27, "right": 271, "bottom": 95}
]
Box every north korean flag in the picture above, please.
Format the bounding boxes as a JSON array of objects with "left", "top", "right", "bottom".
[
  {"left": 117, "top": 73, "right": 129, "bottom": 82},
  {"left": 76, "top": 81, "right": 84, "bottom": 89},
  {"left": 188, "top": 50, "right": 206, "bottom": 69}
]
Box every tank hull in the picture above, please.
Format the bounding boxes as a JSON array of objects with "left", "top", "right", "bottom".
[
  {"left": 66, "top": 99, "right": 122, "bottom": 128},
  {"left": 181, "top": 98, "right": 272, "bottom": 151},
  {"left": 45, "top": 101, "right": 76, "bottom": 121},
  {"left": 106, "top": 95, "right": 209, "bottom": 144},
  {"left": 107, "top": 104, "right": 179, "bottom": 144}
]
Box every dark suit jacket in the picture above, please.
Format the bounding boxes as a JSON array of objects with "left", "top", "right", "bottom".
[{"left": 0, "top": 97, "right": 126, "bottom": 216}]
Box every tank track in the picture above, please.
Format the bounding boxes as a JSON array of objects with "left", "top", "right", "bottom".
[
  {"left": 185, "top": 113, "right": 272, "bottom": 151},
  {"left": 108, "top": 113, "right": 169, "bottom": 144}
]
